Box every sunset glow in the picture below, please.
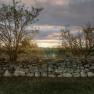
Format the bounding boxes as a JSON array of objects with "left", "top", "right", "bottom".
[{"left": 36, "top": 40, "right": 61, "bottom": 48}]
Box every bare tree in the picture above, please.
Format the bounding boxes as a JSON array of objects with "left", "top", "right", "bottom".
[
  {"left": 60, "top": 24, "right": 94, "bottom": 77},
  {"left": 0, "top": 0, "right": 43, "bottom": 62},
  {"left": 60, "top": 24, "right": 94, "bottom": 57},
  {"left": 60, "top": 28, "right": 74, "bottom": 57},
  {"left": 82, "top": 24, "right": 94, "bottom": 58}
]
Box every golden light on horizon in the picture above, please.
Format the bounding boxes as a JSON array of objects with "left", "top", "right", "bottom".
[{"left": 36, "top": 40, "right": 61, "bottom": 48}]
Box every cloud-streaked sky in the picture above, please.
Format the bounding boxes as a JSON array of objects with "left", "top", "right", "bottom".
[
  {"left": 22, "top": 0, "right": 94, "bottom": 40},
  {"left": 0, "top": 0, "right": 94, "bottom": 47},
  {"left": 22, "top": 0, "right": 94, "bottom": 26},
  {"left": 1, "top": 0, "right": 94, "bottom": 25}
]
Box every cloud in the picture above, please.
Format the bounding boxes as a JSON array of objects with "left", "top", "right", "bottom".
[
  {"left": 32, "top": 25, "right": 63, "bottom": 40},
  {"left": 1, "top": 0, "right": 94, "bottom": 25},
  {"left": 45, "top": 32, "right": 61, "bottom": 40},
  {"left": 0, "top": 0, "right": 94, "bottom": 40},
  {"left": 23, "top": 0, "right": 69, "bottom": 6},
  {"left": 32, "top": 25, "right": 67, "bottom": 40},
  {"left": 33, "top": 25, "right": 83, "bottom": 40},
  {"left": 34, "top": 0, "right": 94, "bottom": 25}
]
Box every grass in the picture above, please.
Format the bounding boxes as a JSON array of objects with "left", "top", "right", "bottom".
[{"left": 0, "top": 77, "right": 94, "bottom": 94}]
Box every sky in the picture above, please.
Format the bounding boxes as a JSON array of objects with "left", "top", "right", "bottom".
[
  {"left": 1, "top": 0, "right": 94, "bottom": 25},
  {"left": 22, "top": 0, "right": 94, "bottom": 26},
  {"left": 0, "top": 0, "right": 94, "bottom": 47}
]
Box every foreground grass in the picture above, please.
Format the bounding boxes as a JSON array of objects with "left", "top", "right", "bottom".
[{"left": 0, "top": 77, "right": 94, "bottom": 94}]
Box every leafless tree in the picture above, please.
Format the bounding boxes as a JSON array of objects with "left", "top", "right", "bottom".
[
  {"left": 0, "top": 0, "right": 43, "bottom": 62},
  {"left": 60, "top": 24, "right": 94, "bottom": 77},
  {"left": 82, "top": 24, "right": 94, "bottom": 58}
]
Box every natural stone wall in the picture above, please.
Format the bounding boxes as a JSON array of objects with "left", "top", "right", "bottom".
[{"left": 0, "top": 59, "right": 94, "bottom": 77}]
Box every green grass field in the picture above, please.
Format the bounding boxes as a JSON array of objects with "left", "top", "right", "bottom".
[{"left": 0, "top": 77, "right": 94, "bottom": 94}]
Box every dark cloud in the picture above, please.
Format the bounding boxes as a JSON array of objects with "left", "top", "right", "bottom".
[
  {"left": 0, "top": 0, "right": 94, "bottom": 25},
  {"left": 34, "top": 28, "right": 60, "bottom": 40},
  {"left": 0, "top": 0, "right": 94, "bottom": 40},
  {"left": 36, "top": 0, "right": 94, "bottom": 26}
]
